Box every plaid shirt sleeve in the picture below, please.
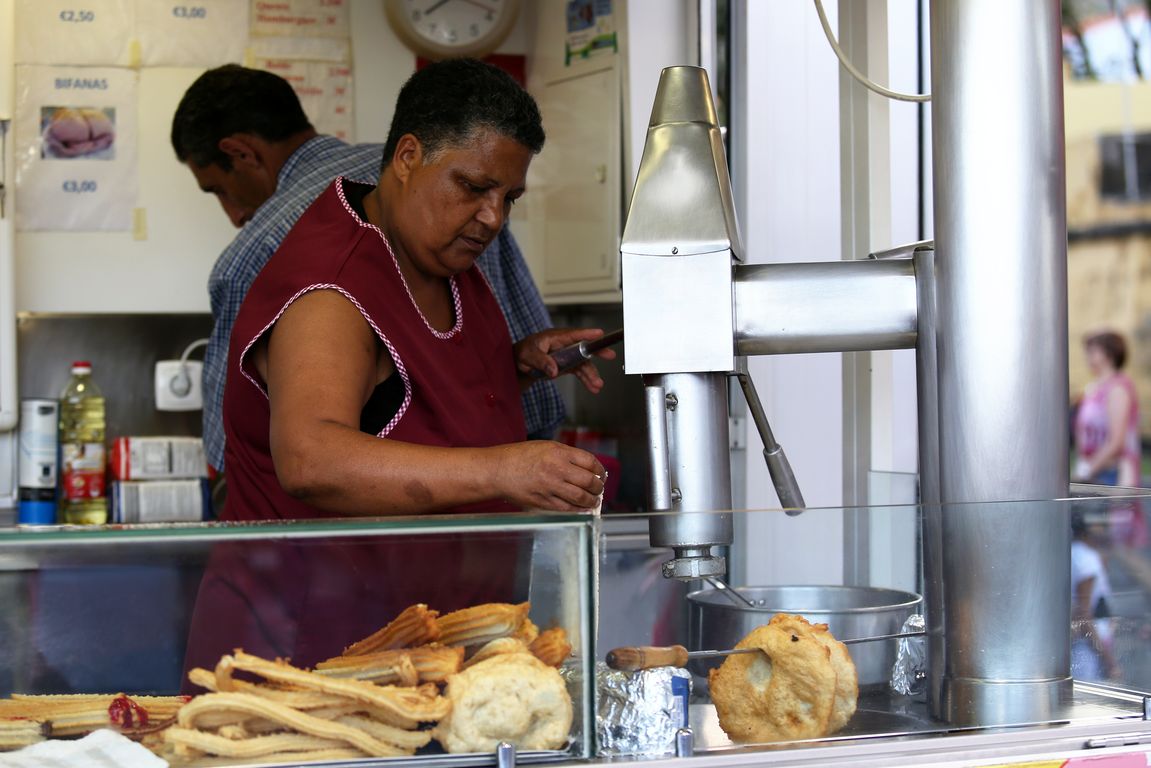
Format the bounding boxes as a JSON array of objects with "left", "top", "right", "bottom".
[{"left": 476, "top": 229, "right": 567, "bottom": 439}]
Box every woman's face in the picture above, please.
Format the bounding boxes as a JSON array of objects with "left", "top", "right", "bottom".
[
  {"left": 1085, "top": 342, "right": 1111, "bottom": 376},
  {"left": 389, "top": 129, "right": 532, "bottom": 279}
]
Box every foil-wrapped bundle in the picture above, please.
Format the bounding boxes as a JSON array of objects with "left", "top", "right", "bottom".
[
  {"left": 595, "top": 662, "right": 691, "bottom": 756},
  {"left": 890, "top": 613, "right": 926, "bottom": 696}
]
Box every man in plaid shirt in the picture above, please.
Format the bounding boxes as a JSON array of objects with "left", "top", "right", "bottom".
[{"left": 172, "top": 65, "right": 565, "bottom": 474}]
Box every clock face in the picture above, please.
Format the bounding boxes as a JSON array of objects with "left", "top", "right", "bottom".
[{"left": 386, "top": 0, "right": 522, "bottom": 60}]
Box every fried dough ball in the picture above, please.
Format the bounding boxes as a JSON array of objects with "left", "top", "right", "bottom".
[
  {"left": 708, "top": 613, "right": 857, "bottom": 743},
  {"left": 434, "top": 653, "right": 572, "bottom": 753}
]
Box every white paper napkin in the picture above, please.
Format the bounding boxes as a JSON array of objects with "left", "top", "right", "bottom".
[{"left": 0, "top": 729, "right": 168, "bottom": 768}]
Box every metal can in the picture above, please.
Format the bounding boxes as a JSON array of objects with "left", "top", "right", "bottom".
[{"left": 18, "top": 398, "right": 58, "bottom": 525}]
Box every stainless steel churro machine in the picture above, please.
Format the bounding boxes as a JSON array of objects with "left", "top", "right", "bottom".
[{"left": 623, "top": 0, "right": 1073, "bottom": 727}]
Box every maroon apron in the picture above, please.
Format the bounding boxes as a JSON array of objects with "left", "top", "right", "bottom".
[{"left": 183, "top": 179, "right": 529, "bottom": 681}]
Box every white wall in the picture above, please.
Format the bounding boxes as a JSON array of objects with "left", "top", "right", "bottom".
[
  {"left": 9, "top": 1, "right": 538, "bottom": 314},
  {"left": 731, "top": 0, "right": 923, "bottom": 590},
  {"left": 734, "top": 1, "right": 846, "bottom": 586}
]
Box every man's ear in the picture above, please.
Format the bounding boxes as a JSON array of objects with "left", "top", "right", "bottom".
[
  {"left": 218, "top": 135, "right": 263, "bottom": 169},
  {"left": 390, "top": 133, "right": 424, "bottom": 184}
]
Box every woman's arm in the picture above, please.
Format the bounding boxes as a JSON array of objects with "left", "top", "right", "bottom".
[{"left": 254, "top": 290, "right": 605, "bottom": 515}]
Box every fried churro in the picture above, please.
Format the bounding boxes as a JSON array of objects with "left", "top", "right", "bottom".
[
  {"left": 463, "top": 637, "right": 530, "bottom": 668},
  {"left": 177, "top": 693, "right": 412, "bottom": 757},
  {"left": 514, "top": 618, "right": 541, "bottom": 646},
  {"left": 0, "top": 718, "right": 47, "bottom": 750},
  {"left": 437, "top": 602, "right": 530, "bottom": 648},
  {"left": 333, "top": 714, "right": 433, "bottom": 750},
  {"left": 343, "top": 603, "right": 441, "bottom": 655},
  {"left": 0, "top": 693, "right": 184, "bottom": 738},
  {"left": 530, "top": 628, "right": 573, "bottom": 668},
  {"left": 164, "top": 727, "right": 351, "bottom": 759},
  {"left": 223, "top": 651, "right": 450, "bottom": 723},
  {"left": 316, "top": 645, "right": 464, "bottom": 684}
]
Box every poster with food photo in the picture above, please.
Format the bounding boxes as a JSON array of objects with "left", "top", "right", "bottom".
[
  {"left": 14, "top": 65, "right": 139, "bottom": 231},
  {"left": 40, "top": 107, "right": 117, "bottom": 160}
]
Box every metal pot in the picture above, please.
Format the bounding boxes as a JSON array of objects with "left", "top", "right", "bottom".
[{"left": 687, "top": 585, "right": 922, "bottom": 690}]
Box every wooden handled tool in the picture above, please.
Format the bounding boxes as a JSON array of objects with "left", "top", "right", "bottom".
[{"left": 606, "top": 630, "right": 926, "bottom": 672}]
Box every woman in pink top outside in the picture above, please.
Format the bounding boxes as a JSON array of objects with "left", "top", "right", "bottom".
[{"left": 1074, "top": 331, "right": 1142, "bottom": 488}]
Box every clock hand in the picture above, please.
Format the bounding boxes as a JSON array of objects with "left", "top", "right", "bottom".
[
  {"left": 424, "top": 0, "right": 451, "bottom": 13},
  {"left": 456, "top": 0, "right": 499, "bottom": 13}
]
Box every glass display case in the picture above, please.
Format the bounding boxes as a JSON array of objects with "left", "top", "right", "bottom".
[
  {"left": 597, "top": 491, "right": 1151, "bottom": 765},
  {"left": 0, "top": 513, "right": 596, "bottom": 765},
  {"left": 3, "top": 494, "right": 1151, "bottom": 766}
]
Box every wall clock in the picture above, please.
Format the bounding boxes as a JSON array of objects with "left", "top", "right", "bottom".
[{"left": 385, "top": 0, "right": 522, "bottom": 60}]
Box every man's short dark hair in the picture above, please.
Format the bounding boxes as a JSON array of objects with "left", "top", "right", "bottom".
[
  {"left": 382, "top": 58, "right": 545, "bottom": 170},
  {"left": 171, "top": 64, "right": 313, "bottom": 170}
]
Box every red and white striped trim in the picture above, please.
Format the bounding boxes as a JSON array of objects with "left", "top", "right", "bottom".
[
  {"left": 238, "top": 283, "right": 412, "bottom": 438},
  {"left": 335, "top": 177, "right": 464, "bottom": 341}
]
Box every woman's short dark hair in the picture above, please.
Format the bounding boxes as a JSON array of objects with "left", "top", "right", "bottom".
[
  {"left": 171, "top": 64, "right": 313, "bottom": 170},
  {"left": 1085, "top": 330, "right": 1128, "bottom": 370},
  {"left": 382, "top": 58, "right": 545, "bottom": 170}
]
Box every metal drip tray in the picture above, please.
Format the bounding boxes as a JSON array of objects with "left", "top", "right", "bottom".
[{"left": 689, "top": 681, "right": 1151, "bottom": 754}]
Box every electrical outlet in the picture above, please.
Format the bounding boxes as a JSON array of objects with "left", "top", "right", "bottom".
[{"left": 154, "top": 360, "right": 203, "bottom": 411}]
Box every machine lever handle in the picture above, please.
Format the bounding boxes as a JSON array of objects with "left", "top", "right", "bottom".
[
  {"left": 529, "top": 328, "right": 623, "bottom": 379},
  {"left": 735, "top": 370, "right": 806, "bottom": 514}
]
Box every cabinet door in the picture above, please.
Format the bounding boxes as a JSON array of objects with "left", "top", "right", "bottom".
[{"left": 534, "top": 66, "right": 621, "bottom": 298}]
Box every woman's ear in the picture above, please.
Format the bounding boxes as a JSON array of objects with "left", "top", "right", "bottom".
[{"left": 390, "top": 133, "right": 424, "bottom": 184}]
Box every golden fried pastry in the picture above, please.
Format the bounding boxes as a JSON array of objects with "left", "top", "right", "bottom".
[
  {"left": 514, "top": 617, "right": 541, "bottom": 646},
  {"left": 778, "top": 615, "right": 858, "bottom": 733},
  {"left": 464, "top": 637, "right": 530, "bottom": 668},
  {"left": 708, "top": 613, "right": 856, "bottom": 743},
  {"left": 438, "top": 602, "right": 530, "bottom": 648},
  {"left": 343, "top": 603, "right": 441, "bottom": 655},
  {"left": 164, "top": 727, "right": 352, "bottom": 759},
  {"left": 0, "top": 692, "right": 184, "bottom": 738},
  {"left": 530, "top": 628, "right": 573, "bottom": 668},
  {"left": 316, "top": 645, "right": 464, "bottom": 683},
  {"left": 434, "top": 653, "right": 572, "bottom": 753},
  {"left": 220, "top": 651, "right": 450, "bottom": 724},
  {"left": 176, "top": 693, "right": 417, "bottom": 757},
  {"left": 0, "top": 718, "right": 47, "bottom": 750}
]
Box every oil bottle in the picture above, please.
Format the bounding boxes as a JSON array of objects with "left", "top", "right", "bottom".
[{"left": 58, "top": 361, "right": 107, "bottom": 525}]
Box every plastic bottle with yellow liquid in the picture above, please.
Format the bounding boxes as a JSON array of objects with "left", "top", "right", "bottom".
[{"left": 59, "top": 361, "right": 107, "bottom": 524}]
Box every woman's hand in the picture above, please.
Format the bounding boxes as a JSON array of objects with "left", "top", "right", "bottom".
[
  {"left": 515, "top": 327, "right": 616, "bottom": 393},
  {"left": 491, "top": 441, "right": 606, "bottom": 511}
]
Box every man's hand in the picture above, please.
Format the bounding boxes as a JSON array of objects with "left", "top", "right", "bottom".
[{"left": 515, "top": 327, "right": 616, "bottom": 394}]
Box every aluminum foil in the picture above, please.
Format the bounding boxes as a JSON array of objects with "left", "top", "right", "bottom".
[
  {"left": 595, "top": 662, "right": 691, "bottom": 756},
  {"left": 890, "top": 613, "right": 926, "bottom": 696}
]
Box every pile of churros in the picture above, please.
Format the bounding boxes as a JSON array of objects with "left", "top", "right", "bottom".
[{"left": 0, "top": 601, "right": 575, "bottom": 766}]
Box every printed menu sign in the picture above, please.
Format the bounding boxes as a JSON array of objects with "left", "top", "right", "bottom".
[
  {"left": 14, "top": 66, "right": 139, "bottom": 231},
  {"left": 251, "top": 57, "right": 353, "bottom": 141},
  {"left": 136, "top": 0, "right": 250, "bottom": 66},
  {"left": 250, "top": 0, "right": 349, "bottom": 39},
  {"left": 15, "top": 0, "right": 135, "bottom": 66},
  {"left": 249, "top": 36, "right": 354, "bottom": 142}
]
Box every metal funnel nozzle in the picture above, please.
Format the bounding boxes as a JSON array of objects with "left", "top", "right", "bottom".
[{"left": 648, "top": 66, "right": 719, "bottom": 128}]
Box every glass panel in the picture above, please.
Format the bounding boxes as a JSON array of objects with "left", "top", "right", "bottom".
[
  {"left": 596, "top": 493, "right": 1151, "bottom": 756},
  {"left": 0, "top": 516, "right": 595, "bottom": 762}
]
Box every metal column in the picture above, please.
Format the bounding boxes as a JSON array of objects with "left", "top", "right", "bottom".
[{"left": 929, "top": 0, "right": 1071, "bottom": 723}]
